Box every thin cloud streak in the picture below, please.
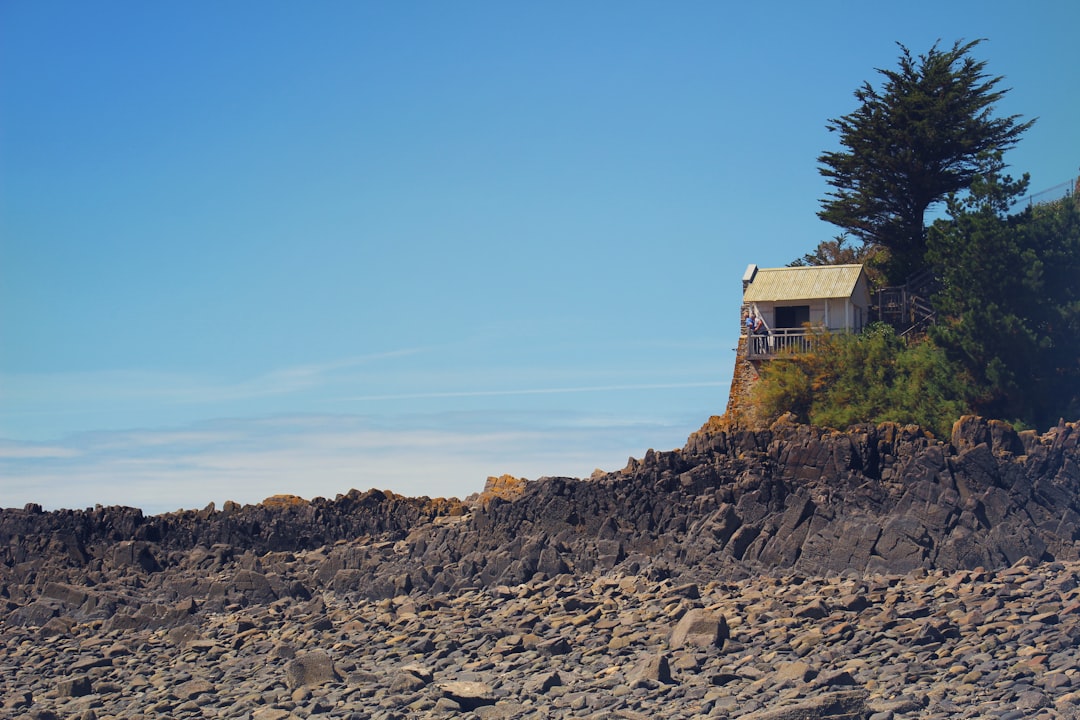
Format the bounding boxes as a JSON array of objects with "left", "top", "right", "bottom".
[
  {"left": 246, "top": 348, "right": 429, "bottom": 392},
  {"left": 0, "top": 348, "right": 434, "bottom": 438},
  {"left": 345, "top": 381, "right": 729, "bottom": 402},
  {"left": 0, "top": 443, "right": 80, "bottom": 459},
  {"left": 0, "top": 347, "right": 429, "bottom": 406}
]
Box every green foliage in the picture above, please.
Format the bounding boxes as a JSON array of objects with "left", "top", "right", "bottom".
[
  {"left": 752, "top": 326, "right": 978, "bottom": 437},
  {"left": 789, "top": 234, "right": 867, "bottom": 267},
  {"left": 788, "top": 234, "right": 888, "bottom": 290},
  {"left": 751, "top": 341, "right": 820, "bottom": 424},
  {"left": 774, "top": 41, "right": 1075, "bottom": 434},
  {"left": 890, "top": 338, "right": 982, "bottom": 433},
  {"left": 765, "top": 173, "right": 1079, "bottom": 434},
  {"left": 927, "top": 168, "right": 1080, "bottom": 429},
  {"left": 818, "top": 40, "right": 1034, "bottom": 283}
]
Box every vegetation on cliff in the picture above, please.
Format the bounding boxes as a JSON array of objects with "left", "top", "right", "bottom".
[
  {"left": 758, "top": 178, "right": 1080, "bottom": 434},
  {"left": 928, "top": 170, "right": 1080, "bottom": 430},
  {"left": 753, "top": 40, "right": 1080, "bottom": 434},
  {"left": 752, "top": 324, "right": 976, "bottom": 438}
]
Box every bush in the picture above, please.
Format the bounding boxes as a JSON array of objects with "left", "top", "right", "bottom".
[{"left": 751, "top": 326, "right": 977, "bottom": 437}]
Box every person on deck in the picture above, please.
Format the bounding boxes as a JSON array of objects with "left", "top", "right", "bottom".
[{"left": 752, "top": 315, "right": 768, "bottom": 354}]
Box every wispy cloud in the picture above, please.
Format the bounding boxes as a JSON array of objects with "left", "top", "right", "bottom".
[
  {"left": 0, "top": 410, "right": 700, "bottom": 515},
  {"left": 0, "top": 346, "right": 729, "bottom": 513},
  {"left": 204, "top": 348, "right": 429, "bottom": 402},
  {"left": 344, "top": 381, "right": 729, "bottom": 402},
  {"left": 0, "top": 347, "right": 428, "bottom": 403},
  {"left": 0, "top": 442, "right": 80, "bottom": 459},
  {"left": 0, "top": 348, "right": 432, "bottom": 438}
]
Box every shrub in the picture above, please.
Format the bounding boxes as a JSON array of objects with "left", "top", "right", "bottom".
[{"left": 751, "top": 326, "right": 976, "bottom": 437}]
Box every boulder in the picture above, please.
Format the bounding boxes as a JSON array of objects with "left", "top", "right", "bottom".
[
  {"left": 741, "top": 690, "right": 869, "bottom": 720},
  {"left": 628, "top": 652, "right": 673, "bottom": 686},
  {"left": 438, "top": 681, "right": 495, "bottom": 711},
  {"left": 669, "top": 608, "right": 728, "bottom": 649},
  {"left": 284, "top": 650, "right": 340, "bottom": 689}
]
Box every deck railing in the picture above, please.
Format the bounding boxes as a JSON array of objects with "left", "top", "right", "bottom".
[{"left": 745, "top": 328, "right": 818, "bottom": 359}]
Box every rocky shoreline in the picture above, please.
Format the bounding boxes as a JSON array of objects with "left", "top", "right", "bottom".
[
  {"left": 3, "top": 414, "right": 1080, "bottom": 718},
  {"left": 5, "top": 554, "right": 1080, "bottom": 719}
]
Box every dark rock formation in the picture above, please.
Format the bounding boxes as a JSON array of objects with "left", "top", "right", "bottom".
[
  {"left": 0, "top": 488, "right": 461, "bottom": 570},
  {"left": 2, "top": 415, "right": 1079, "bottom": 609},
  {"left": 384, "top": 413, "right": 1080, "bottom": 595}
]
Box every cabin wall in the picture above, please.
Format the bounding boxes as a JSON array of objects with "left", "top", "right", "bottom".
[{"left": 751, "top": 298, "right": 868, "bottom": 333}]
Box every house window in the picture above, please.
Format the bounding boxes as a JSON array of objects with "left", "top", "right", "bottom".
[{"left": 775, "top": 305, "right": 810, "bottom": 329}]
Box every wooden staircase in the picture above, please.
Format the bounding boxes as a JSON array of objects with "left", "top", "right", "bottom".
[{"left": 873, "top": 268, "right": 939, "bottom": 337}]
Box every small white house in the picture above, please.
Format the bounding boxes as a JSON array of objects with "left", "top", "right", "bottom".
[{"left": 742, "top": 263, "right": 871, "bottom": 358}]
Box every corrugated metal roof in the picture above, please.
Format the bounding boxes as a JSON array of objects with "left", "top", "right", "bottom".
[{"left": 743, "top": 264, "right": 865, "bottom": 302}]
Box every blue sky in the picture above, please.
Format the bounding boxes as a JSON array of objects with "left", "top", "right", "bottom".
[{"left": 2, "top": 2, "right": 1078, "bottom": 513}]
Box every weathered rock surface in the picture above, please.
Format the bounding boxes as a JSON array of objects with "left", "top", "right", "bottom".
[
  {"left": 2, "top": 414, "right": 1080, "bottom": 718},
  {"left": 3, "top": 555, "right": 1080, "bottom": 718},
  {"left": 6, "top": 416, "right": 1080, "bottom": 594},
  {"left": 670, "top": 608, "right": 728, "bottom": 649}
]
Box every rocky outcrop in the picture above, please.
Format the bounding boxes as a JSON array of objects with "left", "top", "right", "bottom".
[
  {"left": 386, "top": 413, "right": 1080, "bottom": 594},
  {"left": 0, "top": 488, "right": 464, "bottom": 568},
  {"left": 3, "top": 415, "right": 1079, "bottom": 603},
  {"left": 723, "top": 335, "right": 763, "bottom": 426},
  {"left": 472, "top": 473, "right": 530, "bottom": 507}
]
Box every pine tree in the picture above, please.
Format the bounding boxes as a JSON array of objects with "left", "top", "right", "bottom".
[{"left": 818, "top": 40, "right": 1034, "bottom": 283}]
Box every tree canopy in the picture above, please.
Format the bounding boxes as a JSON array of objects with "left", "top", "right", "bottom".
[
  {"left": 757, "top": 170, "right": 1080, "bottom": 435},
  {"left": 788, "top": 234, "right": 888, "bottom": 289},
  {"left": 818, "top": 39, "right": 1034, "bottom": 283},
  {"left": 927, "top": 169, "right": 1080, "bottom": 428},
  {"left": 752, "top": 41, "right": 1077, "bottom": 435}
]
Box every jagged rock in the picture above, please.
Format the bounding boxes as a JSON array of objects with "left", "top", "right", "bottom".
[
  {"left": 475, "top": 474, "right": 529, "bottom": 506},
  {"left": 5, "top": 417, "right": 1080, "bottom": 591},
  {"left": 226, "top": 569, "right": 279, "bottom": 604},
  {"left": 627, "top": 652, "right": 673, "bottom": 686},
  {"left": 775, "top": 660, "right": 817, "bottom": 684},
  {"left": 524, "top": 670, "right": 562, "bottom": 694},
  {"left": 167, "top": 624, "right": 201, "bottom": 645},
  {"left": 2, "top": 416, "right": 1080, "bottom": 719},
  {"left": 252, "top": 709, "right": 299, "bottom": 720},
  {"left": 175, "top": 678, "right": 215, "bottom": 700},
  {"left": 40, "top": 581, "right": 89, "bottom": 607},
  {"left": 38, "top": 616, "right": 75, "bottom": 637},
  {"left": 2, "top": 690, "right": 32, "bottom": 710},
  {"left": 4, "top": 551, "right": 1080, "bottom": 717},
  {"left": 6, "top": 600, "right": 60, "bottom": 627},
  {"left": 537, "top": 637, "right": 571, "bottom": 656},
  {"left": 389, "top": 669, "right": 429, "bottom": 693},
  {"left": 107, "top": 540, "right": 162, "bottom": 572}
]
